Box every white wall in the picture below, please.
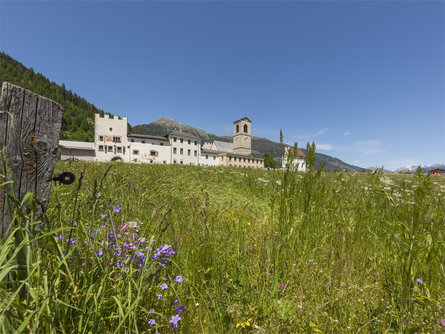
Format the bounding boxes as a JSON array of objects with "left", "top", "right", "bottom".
[
  {"left": 169, "top": 135, "right": 200, "bottom": 165},
  {"left": 95, "top": 114, "right": 129, "bottom": 162},
  {"left": 127, "top": 137, "right": 170, "bottom": 164}
]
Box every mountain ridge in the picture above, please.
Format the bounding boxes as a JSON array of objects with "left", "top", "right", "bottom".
[{"left": 134, "top": 118, "right": 366, "bottom": 172}]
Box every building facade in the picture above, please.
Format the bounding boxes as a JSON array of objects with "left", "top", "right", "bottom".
[
  {"left": 282, "top": 145, "right": 307, "bottom": 172},
  {"left": 59, "top": 113, "right": 264, "bottom": 169}
]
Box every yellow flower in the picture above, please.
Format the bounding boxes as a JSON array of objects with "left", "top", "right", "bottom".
[{"left": 247, "top": 222, "right": 251, "bottom": 226}]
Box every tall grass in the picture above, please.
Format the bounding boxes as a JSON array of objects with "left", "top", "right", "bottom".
[{"left": 1, "top": 148, "right": 444, "bottom": 332}]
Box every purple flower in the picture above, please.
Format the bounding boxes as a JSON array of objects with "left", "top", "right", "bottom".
[
  {"left": 113, "top": 205, "right": 121, "bottom": 213},
  {"left": 175, "top": 276, "right": 183, "bottom": 283},
  {"left": 156, "top": 294, "right": 163, "bottom": 300},
  {"left": 101, "top": 213, "right": 107, "bottom": 219},
  {"left": 169, "top": 314, "right": 181, "bottom": 328},
  {"left": 175, "top": 305, "right": 187, "bottom": 314},
  {"left": 440, "top": 319, "right": 445, "bottom": 327},
  {"left": 148, "top": 319, "right": 156, "bottom": 326},
  {"left": 98, "top": 250, "right": 103, "bottom": 258},
  {"left": 149, "top": 309, "right": 155, "bottom": 313},
  {"left": 116, "top": 260, "right": 123, "bottom": 267},
  {"left": 160, "top": 283, "right": 168, "bottom": 290},
  {"left": 416, "top": 278, "right": 424, "bottom": 284},
  {"left": 172, "top": 299, "right": 178, "bottom": 306}
]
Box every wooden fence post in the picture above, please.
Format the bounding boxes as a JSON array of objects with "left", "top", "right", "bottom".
[{"left": 0, "top": 82, "right": 63, "bottom": 236}]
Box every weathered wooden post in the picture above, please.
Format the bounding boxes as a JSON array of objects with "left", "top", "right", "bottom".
[{"left": 0, "top": 82, "right": 63, "bottom": 236}]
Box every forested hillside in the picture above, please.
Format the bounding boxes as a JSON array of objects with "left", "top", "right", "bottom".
[{"left": 0, "top": 52, "right": 104, "bottom": 141}]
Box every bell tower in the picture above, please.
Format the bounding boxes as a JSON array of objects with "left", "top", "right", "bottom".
[{"left": 233, "top": 117, "right": 251, "bottom": 155}]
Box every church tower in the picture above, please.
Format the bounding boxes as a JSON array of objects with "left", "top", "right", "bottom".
[{"left": 233, "top": 117, "right": 251, "bottom": 155}]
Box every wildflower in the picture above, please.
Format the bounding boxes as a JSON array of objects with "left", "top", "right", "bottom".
[
  {"left": 172, "top": 299, "right": 178, "bottom": 307},
  {"left": 148, "top": 319, "right": 156, "bottom": 326},
  {"left": 175, "top": 276, "right": 183, "bottom": 283},
  {"left": 247, "top": 222, "right": 251, "bottom": 226},
  {"left": 440, "top": 319, "right": 445, "bottom": 327},
  {"left": 101, "top": 213, "right": 107, "bottom": 219},
  {"left": 169, "top": 314, "right": 181, "bottom": 328},
  {"left": 416, "top": 278, "right": 424, "bottom": 284},
  {"left": 160, "top": 283, "right": 168, "bottom": 290},
  {"left": 116, "top": 260, "right": 123, "bottom": 267},
  {"left": 113, "top": 205, "right": 121, "bottom": 213},
  {"left": 278, "top": 283, "right": 285, "bottom": 291},
  {"left": 156, "top": 294, "right": 163, "bottom": 300},
  {"left": 175, "top": 305, "right": 187, "bottom": 314},
  {"left": 98, "top": 250, "right": 103, "bottom": 258},
  {"left": 149, "top": 309, "right": 155, "bottom": 313}
]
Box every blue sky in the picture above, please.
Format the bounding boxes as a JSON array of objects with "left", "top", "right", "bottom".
[{"left": 1, "top": 0, "right": 444, "bottom": 169}]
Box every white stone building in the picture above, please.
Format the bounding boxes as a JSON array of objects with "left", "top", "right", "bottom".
[
  {"left": 282, "top": 145, "right": 307, "bottom": 172},
  {"left": 59, "top": 113, "right": 264, "bottom": 169}
]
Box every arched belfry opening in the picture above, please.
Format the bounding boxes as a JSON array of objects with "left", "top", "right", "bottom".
[{"left": 233, "top": 117, "right": 252, "bottom": 155}]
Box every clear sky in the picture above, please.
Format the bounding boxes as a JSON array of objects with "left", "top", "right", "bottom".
[{"left": 1, "top": 0, "right": 444, "bottom": 169}]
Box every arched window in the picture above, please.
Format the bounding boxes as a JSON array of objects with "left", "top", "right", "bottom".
[
  {"left": 244, "top": 124, "right": 248, "bottom": 133},
  {"left": 236, "top": 124, "right": 239, "bottom": 133}
]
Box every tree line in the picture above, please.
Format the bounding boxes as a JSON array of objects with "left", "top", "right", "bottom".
[{"left": 0, "top": 52, "right": 106, "bottom": 142}]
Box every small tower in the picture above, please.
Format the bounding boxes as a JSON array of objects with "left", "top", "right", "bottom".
[{"left": 233, "top": 117, "right": 251, "bottom": 155}]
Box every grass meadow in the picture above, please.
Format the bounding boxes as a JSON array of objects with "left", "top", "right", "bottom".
[{"left": 1, "top": 151, "right": 444, "bottom": 333}]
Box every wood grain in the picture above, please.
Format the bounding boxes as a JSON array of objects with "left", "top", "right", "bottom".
[{"left": 0, "top": 82, "right": 63, "bottom": 236}]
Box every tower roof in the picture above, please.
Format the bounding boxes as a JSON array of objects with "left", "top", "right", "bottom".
[{"left": 233, "top": 117, "right": 251, "bottom": 124}]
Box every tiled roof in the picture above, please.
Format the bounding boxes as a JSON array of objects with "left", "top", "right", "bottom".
[
  {"left": 59, "top": 140, "right": 95, "bottom": 150},
  {"left": 201, "top": 148, "right": 220, "bottom": 154},
  {"left": 169, "top": 131, "right": 199, "bottom": 139},
  {"left": 127, "top": 133, "right": 169, "bottom": 141},
  {"left": 233, "top": 117, "right": 251, "bottom": 124},
  {"left": 213, "top": 140, "right": 233, "bottom": 153}
]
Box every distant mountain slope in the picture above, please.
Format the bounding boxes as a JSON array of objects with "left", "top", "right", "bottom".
[
  {"left": 392, "top": 164, "right": 445, "bottom": 173},
  {"left": 134, "top": 118, "right": 365, "bottom": 172},
  {"left": 0, "top": 52, "right": 106, "bottom": 141}
]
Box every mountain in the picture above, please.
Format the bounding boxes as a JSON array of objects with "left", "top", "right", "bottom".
[
  {"left": 392, "top": 164, "right": 445, "bottom": 174},
  {"left": 0, "top": 52, "right": 106, "bottom": 142},
  {"left": 134, "top": 118, "right": 365, "bottom": 172}
]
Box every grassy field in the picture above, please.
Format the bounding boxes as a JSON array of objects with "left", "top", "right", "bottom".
[{"left": 1, "top": 156, "right": 444, "bottom": 333}]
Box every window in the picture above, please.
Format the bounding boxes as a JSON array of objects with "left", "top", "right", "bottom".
[
  {"left": 173, "top": 159, "right": 177, "bottom": 164},
  {"left": 142, "top": 141, "right": 145, "bottom": 144},
  {"left": 150, "top": 150, "right": 158, "bottom": 157},
  {"left": 180, "top": 160, "right": 183, "bottom": 165},
  {"left": 213, "top": 156, "right": 216, "bottom": 160},
  {"left": 248, "top": 158, "right": 250, "bottom": 162},
  {"left": 133, "top": 150, "right": 139, "bottom": 155},
  {"left": 99, "top": 136, "right": 103, "bottom": 141},
  {"left": 188, "top": 149, "right": 191, "bottom": 156},
  {"left": 194, "top": 141, "right": 198, "bottom": 145},
  {"left": 163, "top": 160, "right": 167, "bottom": 164},
  {"left": 117, "top": 147, "right": 122, "bottom": 153},
  {"left": 123, "top": 147, "right": 126, "bottom": 154},
  {"left": 160, "top": 143, "right": 164, "bottom": 146},
  {"left": 188, "top": 139, "right": 191, "bottom": 145},
  {"left": 98, "top": 145, "right": 104, "bottom": 151},
  {"left": 206, "top": 155, "right": 208, "bottom": 159},
  {"left": 109, "top": 127, "right": 113, "bottom": 132},
  {"left": 180, "top": 138, "right": 183, "bottom": 143},
  {"left": 244, "top": 124, "right": 248, "bottom": 133},
  {"left": 236, "top": 124, "right": 239, "bottom": 133},
  {"left": 108, "top": 146, "right": 113, "bottom": 152},
  {"left": 131, "top": 139, "right": 134, "bottom": 142},
  {"left": 244, "top": 158, "right": 246, "bottom": 162},
  {"left": 180, "top": 148, "right": 183, "bottom": 155},
  {"left": 173, "top": 148, "right": 177, "bottom": 154},
  {"left": 113, "top": 137, "right": 121, "bottom": 143},
  {"left": 194, "top": 150, "right": 197, "bottom": 157},
  {"left": 174, "top": 137, "right": 177, "bottom": 142},
  {"left": 229, "top": 157, "right": 232, "bottom": 161}
]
